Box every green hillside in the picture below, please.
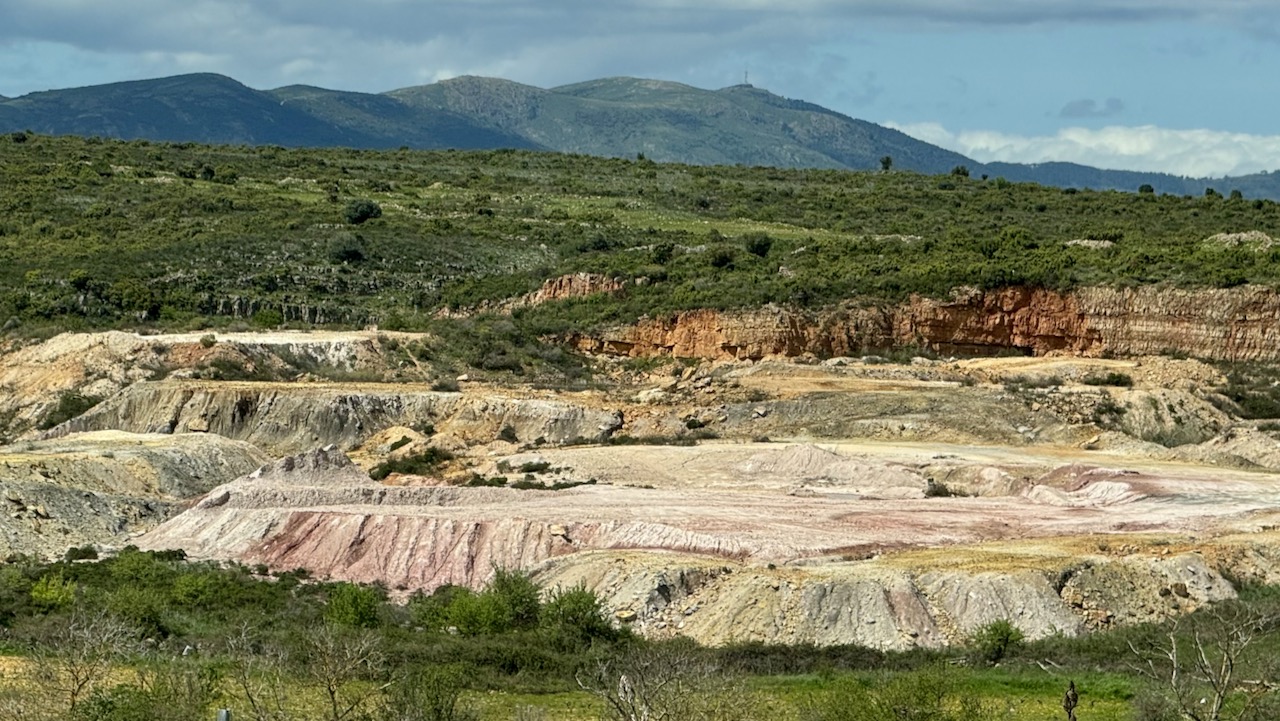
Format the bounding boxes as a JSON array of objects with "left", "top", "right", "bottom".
[{"left": 4, "top": 133, "right": 1280, "bottom": 351}]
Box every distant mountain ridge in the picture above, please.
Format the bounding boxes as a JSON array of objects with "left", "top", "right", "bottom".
[{"left": 3, "top": 73, "right": 1277, "bottom": 198}]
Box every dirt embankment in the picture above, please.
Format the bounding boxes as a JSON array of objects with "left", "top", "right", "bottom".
[{"left": 570, "top": 285, "right": 1280, "bottom": 362}]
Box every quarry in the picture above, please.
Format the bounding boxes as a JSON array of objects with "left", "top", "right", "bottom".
[{"left": 6, "top": 288, "right": 1280, "bottom": 652}]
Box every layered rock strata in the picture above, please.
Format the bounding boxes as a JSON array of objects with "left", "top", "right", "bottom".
[
  {"left": 571, "top": 285, "right": 1280, "bottom": 362},
  {"left": 42, "top": 381, "right": 624, "bottom": 455}
]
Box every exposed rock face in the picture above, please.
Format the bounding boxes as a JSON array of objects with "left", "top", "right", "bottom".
[
  {"left": 519, "top": 273, "right": 626, "bottom": 307},
  {"left": 42, "top": 381, "right": 624, "bottom": 455},
  {"left": 572, "top": 306, "right": 894, "bottom": 359},
  {"left": 0, "top": 330, "right": 416, "bottom": 441},
  {"left": 571, "top": 285, "right": 1280, "bottom": 362},
  {"left": 140, "top": 443, "right": 1276, "bottom": 649},
  {"left": 0, "top": 430, "right": 268, "bottom": 557}
]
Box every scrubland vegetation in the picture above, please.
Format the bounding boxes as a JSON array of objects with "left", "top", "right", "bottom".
[
  {"left": 0, "top": 549, "right": 1274, "bottom": 720},
  {"left": 4, "top": 131, "right": 1280, "bottom": 341}
]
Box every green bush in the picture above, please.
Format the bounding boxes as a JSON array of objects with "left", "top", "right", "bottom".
[
  {"left": 802, "top": 666, "right": 1000, "bottom": 721},
  {"left": 343, "top": 199, "right": 382, "bottom": 225},
  {"left": 968, "top": 618, "right": 1025, "bottom": 665},
  {"left": 369, "top": 447, "right": 455, "bottom": 480},
  {"left": 540, "top": 584, "right": 620, "bottom": 651},
  {"left": 325, "top": 582, "right": 383, "bottom": 629},
  {"left": 38, "top": 391, "right": 102, "bottom": 430},
  {"left": 30, "top": 573, "right": 77, "bottom": 613},
  {"left": 1081, "top": 371, "right": 1134, "bottom": 387}
]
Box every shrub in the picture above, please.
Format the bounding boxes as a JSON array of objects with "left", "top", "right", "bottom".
[
  {"left": 343, "top": 199, "right": 382, "bottom": 225},
  {"left": 968, "top": 618, "right": 1024, "bottom": 665},
  {"left": 743, "top": 232, "right": 773, "bottom": 258},
  {"left": 1082, "top": 371, "right": 1134, "bottom": 387},
  {"left": 38, "top": 391, "right": 102, "bottom": 430},
  {"left": 803, "top": 666, "right": 993, "bottom": 721},
  {"left": 431, "top": 377, "right": 461, "bottom": 392},
  {"left": 64, "top": 545, "right": 99, "bottom": 562},
  {"left": 30, "top": 573, "right": 76, "bottom": 613},
  {"left": 369, "top": 447, "right": 455, "bottom": 480},
  {"left": 540, "top": 584, "right": 619, "bottom": 651},
  {"left": 251, "top": 309, "right": 283, "bottom": 328},
  {"left": 382, "top": 664, "right": 478, "bottom": 721}
]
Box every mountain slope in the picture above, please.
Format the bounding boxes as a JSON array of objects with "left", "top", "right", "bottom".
[
  {"left": 389, "top": 76, "right": 970, "bottom": 171},
  {"left": 267, "top": 85, "right": 539, "bottom": 150},
  {"left": 0, "top": 74, "right": 363, "bottom": 146},
  {"left": 4, "top": 73, "right": 1280, "bottom": 197}
]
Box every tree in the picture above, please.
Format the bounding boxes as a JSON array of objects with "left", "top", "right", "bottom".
[
  {"left": 26, "top": 612, "right": 136, "bottom": 714},
  {"left": 578, "top": 640, "right": 754, "bottom": 721},
  {"left": 305, "top": 627, "right": 387, "bottom": 721},
  {"left": 1127, "top": 607, "right": 1280, "bottom": 721},
  {"left": 1139, "top": 184, "right": 1155, "bottom": 194},
  {"left": 952, "top": 165, "right": 970, "bottom": 177},
  {"left": 325, "top": 582, "right": 382, "bottom": 629},
  {"left": 344, "top": 199, "right": 382, "bottom": 225},
  {"left": 879, "top": 156, "right": 892, "bottom": 172}
]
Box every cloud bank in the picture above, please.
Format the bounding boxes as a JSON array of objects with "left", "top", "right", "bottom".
[
  {"left": 888, "top": 122, "right": 1280, "bottom": 178},
  {"left": 2, "top": 1, "right": 1279, "bottom": 97}
]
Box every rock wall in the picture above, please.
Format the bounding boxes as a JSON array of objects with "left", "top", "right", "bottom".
[
  {"left": 571, "top": 285, "right": 1280, "bottom": 362},
  {"left": 43, "top": 381, "right": 624, "bottom": 455}
]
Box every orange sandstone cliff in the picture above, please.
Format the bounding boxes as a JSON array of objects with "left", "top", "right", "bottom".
[{"left": 570, "top": 285, "right": 1280, "bottom": 362}]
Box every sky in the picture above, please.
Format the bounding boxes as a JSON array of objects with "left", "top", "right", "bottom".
[{"left": 2, "top": 1, "right": 1280, "bottom": 178}]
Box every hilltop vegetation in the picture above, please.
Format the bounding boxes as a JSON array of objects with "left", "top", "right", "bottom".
[{"left": 4, "top": 132, "right": 1280, "bottom": 345}]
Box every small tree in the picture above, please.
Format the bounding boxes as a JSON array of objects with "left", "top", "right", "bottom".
[
  {"left": 325, "top": 582, "right": 382, "bottom": 629},
  {"left": 578, "top": 640, "right": 754, "bottom": 721},
  {"left": 879, "top": 155, "right": 892, "bottom": 172},
  {"left": 1127, "top": 607, "right": 1280, "bottom": 721},
  {"left": 952, "top": 165, "right": 971, "bottom": 177},
  {"left": 1139, "top": 183, "right": 1156, "bottom": 194},
  {"left": 27, "top": 612, "right": 136, "bottom": 714}
]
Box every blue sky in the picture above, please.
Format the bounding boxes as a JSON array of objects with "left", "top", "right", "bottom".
[{"left": 2, "top": 1, "right": 1279, "bottom": 177}]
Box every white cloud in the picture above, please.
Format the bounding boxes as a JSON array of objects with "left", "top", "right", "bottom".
[{"left": 887, "top": 122, "right": 1280, "bottom": 177}]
